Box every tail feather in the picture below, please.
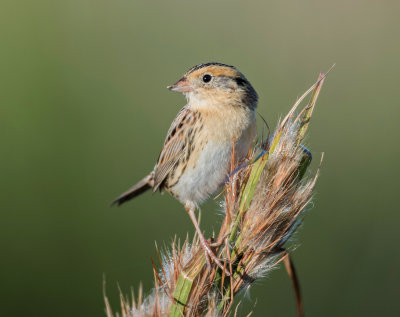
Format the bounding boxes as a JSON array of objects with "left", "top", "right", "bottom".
[{"left": 111, "top": 173, "right": 154, "bottom": 206}]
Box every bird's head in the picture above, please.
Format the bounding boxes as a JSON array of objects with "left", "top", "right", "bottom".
[{"left": 167, "top": 62, "right": 258, "bottom": 110}]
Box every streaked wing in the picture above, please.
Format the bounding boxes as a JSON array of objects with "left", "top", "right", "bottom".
[{"left": 153, "top": 106, "right": 194, "bottom": 190}]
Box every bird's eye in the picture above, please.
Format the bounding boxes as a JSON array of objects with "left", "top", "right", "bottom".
[{"left": 202, "top": 74, "right": 212, "bottom": 83}]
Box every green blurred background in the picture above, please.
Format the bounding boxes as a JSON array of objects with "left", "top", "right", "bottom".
[{"left": 1, "top": 1, "right": 399, "bottom": 316}]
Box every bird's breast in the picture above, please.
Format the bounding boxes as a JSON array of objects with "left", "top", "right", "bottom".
[{"left": 166, "top": 106, "right": 256, "bottom": 205}]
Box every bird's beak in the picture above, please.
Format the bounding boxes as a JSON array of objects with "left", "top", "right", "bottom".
[{"left": 167, "top": 77, "right": 194, "bottom": 93}]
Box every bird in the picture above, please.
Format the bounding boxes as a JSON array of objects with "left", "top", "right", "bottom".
[{"left": 112, "top": 62, "right": 258, "bottom": 272}]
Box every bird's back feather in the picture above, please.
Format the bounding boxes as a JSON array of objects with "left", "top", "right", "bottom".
[{"left": 153, "top": 106, "right": 195, "bottom": 190}]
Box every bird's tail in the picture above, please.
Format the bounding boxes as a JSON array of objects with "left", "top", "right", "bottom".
[{"left": 111, "top": 172, "right": 154, "bottom": 206}]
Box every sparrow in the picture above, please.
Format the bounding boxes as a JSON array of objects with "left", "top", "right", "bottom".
[{"left": 113, "top": 62, "right": 258, "bottom": 271}]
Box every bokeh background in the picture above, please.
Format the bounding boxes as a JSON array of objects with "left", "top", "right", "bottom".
[{"left": 1, "top": 1, "right": 399, "bottom": 316}]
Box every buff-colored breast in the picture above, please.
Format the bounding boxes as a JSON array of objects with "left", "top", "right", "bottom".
[{"left": 166, "top": 102, "right": 256, "bottom": 205}]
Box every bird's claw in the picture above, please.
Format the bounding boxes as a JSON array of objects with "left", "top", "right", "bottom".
[
  {"left": 201, "top": 241, "right": 230, "bottom": 276},
  {"left": 208, "top": 234, "right": 229, "bottom": 247}
]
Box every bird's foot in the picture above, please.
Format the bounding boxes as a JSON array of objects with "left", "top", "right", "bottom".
[
  {"left": 208, "top": 234, "right": 229, "bottom": 247},
  {"left": 199, "top": 237, "right": 230, "bottom": 276},
  {"left": 185, "top": 203, "right": 230, "bottom": 276}
]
